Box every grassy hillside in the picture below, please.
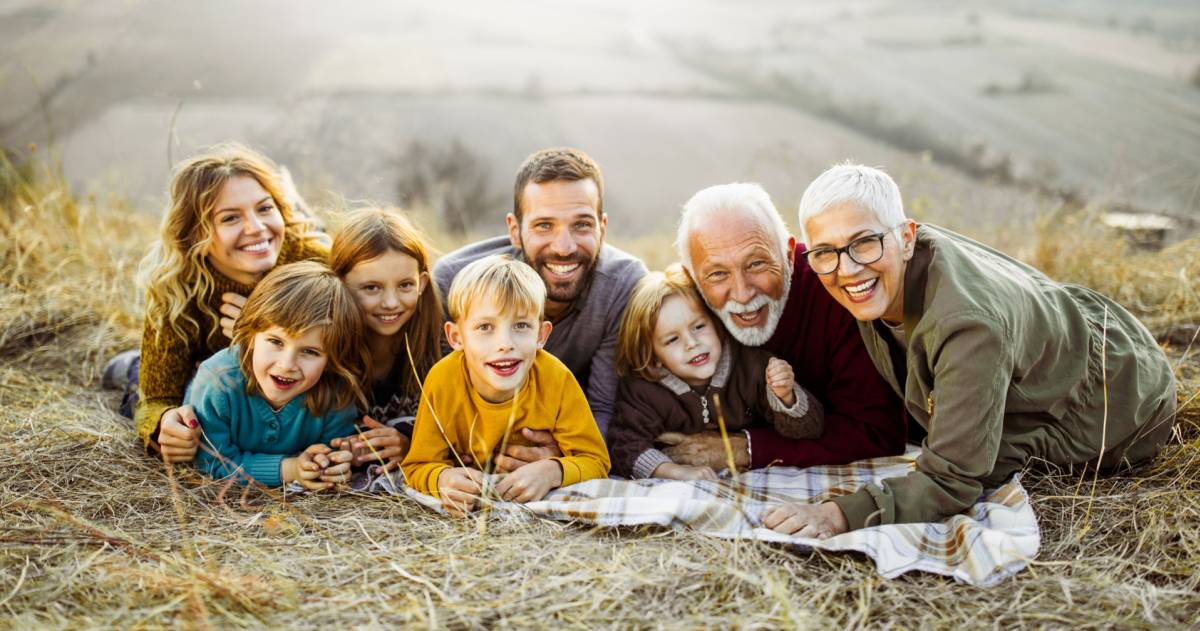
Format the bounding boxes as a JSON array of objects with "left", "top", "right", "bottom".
[{"left": 1, "top": 155, "right": 1198, "bottom": 628}]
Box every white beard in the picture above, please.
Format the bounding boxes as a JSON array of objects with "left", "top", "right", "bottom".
[{"left": 714, "top": 271, "right": 791, "bottom": 347}]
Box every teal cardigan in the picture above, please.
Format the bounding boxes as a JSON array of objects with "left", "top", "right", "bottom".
[{"left": 186, "top": 347, "right": 358, "bottom": 487}]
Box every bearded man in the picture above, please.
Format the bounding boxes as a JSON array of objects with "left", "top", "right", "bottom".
[
  {"left": 433, "top": 147, "right": 647, "bottom": 446},
  {"left": 659, "top": 182, "right": 906, "bottom": 470}
]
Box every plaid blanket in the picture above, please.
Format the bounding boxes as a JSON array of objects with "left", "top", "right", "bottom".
[{"left": 365, "top": 447, "right": 1040, "bottom": 586}]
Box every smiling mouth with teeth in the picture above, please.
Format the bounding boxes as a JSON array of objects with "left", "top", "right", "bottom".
[
  {"left": 376, "top": 313, "right": 403, "bottom": 323},
  {"left": 239, "top": 239, "right": 273, "bottom": 253},
  {"left": 545, "top": 262, "right": 581, "bottom": 276},
  {"left": 270, "top": 374, "right": 298, "bottom": 388},
  {"left": 688, "top": 352, "right": 710, "bottom": 366},
  {"left": 732, "top": 307, "right": 764, "bottom": 323},
  {"left": 843, "top": 278, "right": 879, "bottom": 301},
  {"left": 486, "top": 359, "right": 522, "bottom": 377}
]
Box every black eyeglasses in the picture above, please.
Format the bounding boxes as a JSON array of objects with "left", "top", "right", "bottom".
[{"left": 804, "top": 227, "right": 900, "bottom": 275}]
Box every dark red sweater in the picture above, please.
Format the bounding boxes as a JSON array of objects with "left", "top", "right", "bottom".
[{"left": 748, "top": 242, "right": 906, "bottom": 468}]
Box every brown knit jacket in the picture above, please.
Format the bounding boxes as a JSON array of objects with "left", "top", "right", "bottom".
[
  {"left": 134, "top": 233, "right": 328, "bottom": 449},
  {"left": 608, "top": 339, "right": 825, "bottom": 478}
]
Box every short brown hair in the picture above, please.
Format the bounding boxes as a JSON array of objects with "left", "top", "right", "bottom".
[
  {"left": 616, "top": 263, "right": 711, "bottom": 381},
  {"left": 511, "top": 147, "right": 604, "bottom": 222},
  {"left": 330, "top": 207, "right": 443, "bottom": 401},
  {"left": 233, "top": 260, "right": 370, "bottom": 416}
]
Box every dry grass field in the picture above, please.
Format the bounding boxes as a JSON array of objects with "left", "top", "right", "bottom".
[{"left": 1, "top": 152, "right": 1198, "bottom": 629}]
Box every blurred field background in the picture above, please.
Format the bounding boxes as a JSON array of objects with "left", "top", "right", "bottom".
[{"left": 2, "top": 0, "right": 1200, "bottom": 628}]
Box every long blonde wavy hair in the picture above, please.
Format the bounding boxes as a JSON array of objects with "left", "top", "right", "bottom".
[{"left": 138, "top": 143, "right": 304, "bottom": 347}]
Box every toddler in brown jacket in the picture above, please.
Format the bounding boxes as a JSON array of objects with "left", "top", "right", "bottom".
[{"left": 609, "top": 265, "right": 824, "bottom": 480}]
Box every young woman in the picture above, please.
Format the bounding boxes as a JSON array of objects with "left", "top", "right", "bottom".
[{"left": 129, "top": 143, "right": 328, "bottom": 463}]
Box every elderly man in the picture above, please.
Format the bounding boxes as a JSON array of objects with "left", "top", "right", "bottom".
[
  {"left": 433, "top": 147, "right": 646, "bottom": 450},
  {"left": 660, "top": 182, "right": 906, "bottom": 471}
]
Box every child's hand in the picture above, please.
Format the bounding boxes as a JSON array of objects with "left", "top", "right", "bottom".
[
  {"left": 331, "top": 416, "right": 410, "bottom": 472},
  {"left": 437, "top": 467, "right": 484, "bottom": 517},
  {"left": 318, "top": 449, "right": 354, "bottom": 485},
  {"left": 495, "top": 459, "right": 563, "bottom": 503},
  {"left": 766, "top": 357, "right": 796, "bottom": 407},
  {"left": 653, "top": 462, "right": 718, "bottom": 481},
  {"left": 291, "top": 444, "right": 335, "bottom": 491}
]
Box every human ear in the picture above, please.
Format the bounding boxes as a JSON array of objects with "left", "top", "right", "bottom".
[
  {"left": 445, "top": 321, "right": 463, "bottom": 351},
  {"left": 536, "top": 320, "right": 553, "bottom": 348},
  {"left": 418, "top": 270, "right": 429, "bottom": 294},
  {"left": 597, "top": 212, "right": 608, "bottom": 243},
  {"left": 786, "top": 236, "right": 796, "bottom": 270},
  {"left": 506, "top": 212, "right": 522, "bottom": 250},
  {"left": 900, "top": 220, "right": 917, "bottom": 260}
]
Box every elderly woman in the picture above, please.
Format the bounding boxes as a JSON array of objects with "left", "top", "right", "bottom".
[{"left": 763, "top": 163, "right": 1177, "bottom": 538}]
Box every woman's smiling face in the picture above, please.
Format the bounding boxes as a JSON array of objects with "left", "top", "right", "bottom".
[
  {"left": 804, "top": 202, "right": 915, "bottom": 323},
  {"left": 206, "top": 175, "right": 285, "bottom": 285}
]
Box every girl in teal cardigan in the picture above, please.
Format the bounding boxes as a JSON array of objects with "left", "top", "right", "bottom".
[{"left": 187, "top": 261, "right": 371, "bottom": 489}]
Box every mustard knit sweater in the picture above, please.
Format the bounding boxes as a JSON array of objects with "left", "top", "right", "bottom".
[{"left": 134, "top": 233, "right": 328, "bottom": 448}]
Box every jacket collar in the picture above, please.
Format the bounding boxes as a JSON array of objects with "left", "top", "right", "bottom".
[
  {"left": 901, "top": 225, "right": 932, "bottom": 340},
  {"left": 656, "top": 335, "right": 734, "bottom": 395}
]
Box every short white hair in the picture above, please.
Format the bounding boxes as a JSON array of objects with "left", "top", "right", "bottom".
[
  {"left": 675, "top": 182, "right": 791, "bottom": 274},
  {"left": 797, "top": 163, "right": 906, "bottom": 244}
]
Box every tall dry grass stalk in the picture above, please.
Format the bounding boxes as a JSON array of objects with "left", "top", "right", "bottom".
[{"left": 1, "top": 157, "right": 1198, "bottom": 628}]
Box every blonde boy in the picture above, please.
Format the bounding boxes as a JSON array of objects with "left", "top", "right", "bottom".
[{"left": 401, "top": 255, "right": 610, "bottom": 515}]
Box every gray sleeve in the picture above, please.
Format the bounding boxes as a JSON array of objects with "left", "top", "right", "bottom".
[
  {"left": 585, "top": 259, "right": 647, "bottom": 438},
  {"left": 585, "top": 312, "right": 621, "bottom": 438}
]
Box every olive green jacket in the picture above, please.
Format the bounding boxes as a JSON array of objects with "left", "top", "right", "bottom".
[{"left": 832, "top": 225, "right": 1176, "bottom": 529}]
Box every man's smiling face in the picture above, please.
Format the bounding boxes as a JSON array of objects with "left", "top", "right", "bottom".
[
  {"left": 687, "top": 211, "right": 792, "bottom": 347},
  {"left": 507, "top": 178, "right": 606, "bottom": 316}
]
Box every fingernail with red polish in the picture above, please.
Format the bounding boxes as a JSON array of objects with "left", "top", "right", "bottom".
[{"left": 188, "top": 419, "right": 199, "bottom": 428}]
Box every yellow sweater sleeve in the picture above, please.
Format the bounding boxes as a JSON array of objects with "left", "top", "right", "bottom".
[
  {"left": 548, "top": 365, "right": 611, "bottom": 485},
  {"left": 400, "top": 357, "right": 457, "bottom": 498}
]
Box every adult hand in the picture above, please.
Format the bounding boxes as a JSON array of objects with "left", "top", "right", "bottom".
[
  {"left": 333, "top": 416, "right": 410, "bottom": 471},
  {"left": 657, "top": 431, "right": 749, "bottom": 472},
  {"left": 219, "top": 292, "right": 248, "bottom": 340},
  {"left": 652, "top": 462, "right": 718, "bottom": 481},
  {"left": 492, "top": 428, "right": 563, "bottom": 473},
  {"left": 761, "top": 501, "right": 849, "bottom": 539},
  {"left": 158, "top": 405, "right": 199, "bottom": 463},
  {"left": 495, "top": 459, "right": 562, "bottom": 503},
  {"left": 437, "top": 467, "right": 484, "bottom": 517}
]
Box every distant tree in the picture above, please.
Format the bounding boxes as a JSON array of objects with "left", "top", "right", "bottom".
[{"left": 396, "top": 140, "right": 502, "bottom": 236}]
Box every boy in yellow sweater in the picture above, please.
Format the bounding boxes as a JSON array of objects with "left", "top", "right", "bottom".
[{"left": 401, "top": 255, "right": 610, "bottom": 516}]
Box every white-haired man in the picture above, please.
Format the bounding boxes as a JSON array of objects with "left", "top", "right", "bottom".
[{"left": 659, "top": 182, "right": 907, "bottom": 472}]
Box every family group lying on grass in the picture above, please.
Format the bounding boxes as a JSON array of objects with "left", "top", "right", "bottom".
[{"left": 104, "top": 143, "right": 1178, "bottom": 540}]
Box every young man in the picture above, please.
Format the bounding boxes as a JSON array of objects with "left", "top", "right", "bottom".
[
  {"left": 433, "top": 147, "right": 647, "bottom": 443},
  {"left": 402, "top": 255, "right": 611, "bottom": 516}
]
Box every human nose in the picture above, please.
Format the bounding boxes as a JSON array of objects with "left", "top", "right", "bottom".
[
  {"left": 381, "top": 288, "right": 400, "bottom": 309},
  {"left": 683, "top": 330, "right": 700, "bottom": 350},
  {"left": 277, "top": 347, "right": 299, "bottom": 370},
  {"left": 495, "top": 328, "right": 515, "bottom": 352},
  {"left": 730, "top": 271, "right": 756, "bottom": 305},
  {"left": 837, "top": 250, "right": 865, "bottom": 276},
  {"left": 550, "top": 227, "right": 576, "bottom": 257},
  {"left": 244, "top": 209, "right": 266, "bottom": 234}
]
